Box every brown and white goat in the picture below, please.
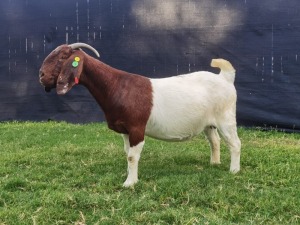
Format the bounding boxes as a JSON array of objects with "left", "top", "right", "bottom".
[{"left": 39, "top": 43, "right": 241, "bottom": 187}]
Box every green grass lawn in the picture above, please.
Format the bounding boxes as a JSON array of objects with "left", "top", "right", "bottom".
[{"left": 0, "top": 122, "right": 299, "bottom": 224}]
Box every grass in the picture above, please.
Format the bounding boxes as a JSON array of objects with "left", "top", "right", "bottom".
[{"left": 0, "top": 121, "right": 299, "bottom": 224}]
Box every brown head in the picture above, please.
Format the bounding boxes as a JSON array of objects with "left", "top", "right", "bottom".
[{"left": 39, "top": 43, "right": 100, "bottom": 95}]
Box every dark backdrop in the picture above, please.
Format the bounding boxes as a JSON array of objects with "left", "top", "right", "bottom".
[{"left": 0, "top": 0, "right": 299, "bottom": 131}]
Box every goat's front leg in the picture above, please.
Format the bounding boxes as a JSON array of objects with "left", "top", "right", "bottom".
[{"left": 123, "top": 138, "right": 145, "bottom": 187}]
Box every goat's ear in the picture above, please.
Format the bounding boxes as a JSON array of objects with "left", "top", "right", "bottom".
[{"left": 56, "top": 55, "right": 84, "bottom": 95}]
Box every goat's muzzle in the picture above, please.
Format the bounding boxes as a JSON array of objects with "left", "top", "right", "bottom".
[{"left": 39, "top": 70, "right": 52, "bottom": 92}]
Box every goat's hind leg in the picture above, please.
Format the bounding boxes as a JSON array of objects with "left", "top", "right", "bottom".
[
  {"left": 204, "top": 126, "right": 221, "bottom": 165},
  {"left": 218, "top": 122, "right": 241, "bottom": 173}
]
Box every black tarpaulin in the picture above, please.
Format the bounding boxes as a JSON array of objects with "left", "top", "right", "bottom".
[{"left": 0, "top": 0, "right": 299, "bottom": 131}]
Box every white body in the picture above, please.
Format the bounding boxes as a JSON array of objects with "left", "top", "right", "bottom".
[{"left": 146, "top": 71, "right": 236, "bottom": 141}]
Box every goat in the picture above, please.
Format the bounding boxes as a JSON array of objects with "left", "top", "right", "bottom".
[{"left": 39, "top": 43, "right": 241, "bottom": 187}]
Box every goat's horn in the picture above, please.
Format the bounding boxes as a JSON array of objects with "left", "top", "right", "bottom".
[{"left": 68, "top": 42, "right": 100, "bottom": 58}]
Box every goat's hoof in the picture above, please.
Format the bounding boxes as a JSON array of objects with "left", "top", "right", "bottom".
[
  {"left": 123, "top": 179, "right": 138, "bottom": 188},
  {"left": 230, "top": 167, "right": 240, "bottom": 174},
  {"left": 210, "top": 161, "right": 221, "bottom": 165}
]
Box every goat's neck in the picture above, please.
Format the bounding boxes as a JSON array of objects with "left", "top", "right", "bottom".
[{"left": 79, "top": 55, "right": 127, "bottom": 110}]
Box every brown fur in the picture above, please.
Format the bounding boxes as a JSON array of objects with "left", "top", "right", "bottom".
[{"left": 39, "top": 45, "right": 153, "bottom": 147}]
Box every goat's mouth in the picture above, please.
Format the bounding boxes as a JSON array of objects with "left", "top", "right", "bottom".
[
  {"left": 39, "top": 71, "right": 56, "bottom": 92},
  {"left": 39, "top": 78, "right": 54, "bottom": 92},
  {"left": 44, "top": 86, "right": 52, "bottom": 92},
  {"left": 42, "top": 83, "right": 56, "bottom": 93},
  {"left": 40, "top": 79, "right": 56, "bottom": 93}
]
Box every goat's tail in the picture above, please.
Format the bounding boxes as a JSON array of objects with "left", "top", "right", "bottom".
[{"left": 211, "top": 58, "right": 236, "bottom": 83}]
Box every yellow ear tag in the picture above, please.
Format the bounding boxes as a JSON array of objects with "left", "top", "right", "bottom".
[{"left": 74, "top": 57, "right": 80, "bottom": 62}]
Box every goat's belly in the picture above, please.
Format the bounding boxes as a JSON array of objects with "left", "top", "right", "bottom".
[
  {"left": 145, "top": 119, "right": 205, "bottom": 142},
  {"left": 145, "top": 130, "right": 200, "bottom": 142}
]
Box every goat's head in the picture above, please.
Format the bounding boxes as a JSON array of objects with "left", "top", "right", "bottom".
[{"left": 39, "top": 43, "right": 100, "bottom": 95}]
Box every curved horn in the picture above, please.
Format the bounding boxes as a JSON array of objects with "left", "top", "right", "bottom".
[{"left": 68, "top": 42, "right": 100, "bottom": 58}]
